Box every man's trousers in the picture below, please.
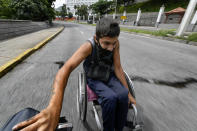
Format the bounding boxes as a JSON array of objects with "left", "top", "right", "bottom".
[{"left": 87, "top": 73, "right": 129, "bottom": 131}]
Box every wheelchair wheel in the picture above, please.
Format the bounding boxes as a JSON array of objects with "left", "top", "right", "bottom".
[{"left": 77, "top": 72, "right": 87, "bottom": 121}]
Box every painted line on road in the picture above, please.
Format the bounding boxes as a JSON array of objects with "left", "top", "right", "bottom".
[
  {"left": 0, "top": 26, "right": 64, "bottom": 78},
  {"left": 80, "top": 31, "right": 84, "bottom": 34}
]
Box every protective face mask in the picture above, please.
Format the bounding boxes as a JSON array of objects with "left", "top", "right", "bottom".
[
  {"left": 95, "top": 39, "right": 114, "bottom": 65},
  {"left": 97, "top": 43, "right": 113, "bottom": 57}
]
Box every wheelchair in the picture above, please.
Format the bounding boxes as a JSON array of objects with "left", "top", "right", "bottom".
[{"left": 77, "top": 69, "right": 143, "bottom": 131}]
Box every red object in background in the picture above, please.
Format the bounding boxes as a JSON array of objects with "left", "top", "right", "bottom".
[{"left": 55, "top": 17, "right": 76, "bottom": 21}]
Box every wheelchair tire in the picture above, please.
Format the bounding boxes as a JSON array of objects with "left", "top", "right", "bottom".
[{"left": 78, "top": 72, "right": 87, "bottom": 121}]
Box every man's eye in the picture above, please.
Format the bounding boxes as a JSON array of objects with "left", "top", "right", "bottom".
[{"left": 105, "top": 42, "right": 110, "bottom": 45}]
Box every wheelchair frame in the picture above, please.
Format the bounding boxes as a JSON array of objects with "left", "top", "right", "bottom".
[{"left": 77, "top": 70, "right": 142, "bottom": 131}]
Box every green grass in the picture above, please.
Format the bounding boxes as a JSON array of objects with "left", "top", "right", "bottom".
[
  {"left": 121, "top": 27, "right": 197, "bottom": 43},
  {"left": 188, "top": 33, "right": 197, "bottom": 42},
  {"left": 120, "top": 28, "right": 176, "bottom": 37}
]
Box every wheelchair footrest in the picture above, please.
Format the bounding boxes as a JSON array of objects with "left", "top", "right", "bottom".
[
  {"left": 132, "top": 122, "right": 144, "bottom": 131},
  {"left": 126, "top": 121, "right": 144, "bottom": 131}
]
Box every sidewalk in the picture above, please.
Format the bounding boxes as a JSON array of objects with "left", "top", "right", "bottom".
[{"left": 0, "top": 26, "right": 64, "bottom": 77}]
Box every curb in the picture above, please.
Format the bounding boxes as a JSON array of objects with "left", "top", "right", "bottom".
[{"left": 0, "top": 26, "right": 64, "bottom": 78}]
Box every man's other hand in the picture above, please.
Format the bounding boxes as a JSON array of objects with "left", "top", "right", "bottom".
[{"left": 128, "top": 93, "right": 136, "bottom": 106}]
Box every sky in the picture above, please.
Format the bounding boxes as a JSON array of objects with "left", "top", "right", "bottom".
[{"left": 54, "top": 0, "right": 66, "bottom": 8}]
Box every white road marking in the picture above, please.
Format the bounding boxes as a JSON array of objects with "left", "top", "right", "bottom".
[{"left": 80, "top": 31, "right": 84, "bottom": 34}]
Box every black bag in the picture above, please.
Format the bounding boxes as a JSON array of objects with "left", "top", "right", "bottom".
[
  {"left": 87, "top": 61, "right": 111, "bottom": 82},
  {"left": 86, "top": 41, "right": 113, "bottom": 82},
  {"left": 1, "top": 108, "right": 39, "bottom": 131},
  {"left": 1, "top": 107, "right": 72, "bottom": 131}
]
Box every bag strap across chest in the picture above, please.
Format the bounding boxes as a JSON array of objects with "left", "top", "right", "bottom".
[{"left": 87, "top": 38, "right": 100, "bottom": 64}]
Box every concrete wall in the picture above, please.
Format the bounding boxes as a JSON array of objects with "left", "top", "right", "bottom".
[
  {"left": 0, "top": 19, "right": 50, "bottom": 41},
  {"left": 108, "top": 12, "right": 160, "bottom": 26},
  {"left": 108, "top": 12, "right": 197, "bottom": 32},
  {"left": 109, "top": 12, "right": 189, "bottom": 26}
]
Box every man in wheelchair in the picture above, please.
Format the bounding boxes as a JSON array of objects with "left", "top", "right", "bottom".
[
  {"left": 12, "top": 17, "right": 136, "bottom": 131},
  {"left": 83, "top": 18, "right": 136, "bottom": 131}
]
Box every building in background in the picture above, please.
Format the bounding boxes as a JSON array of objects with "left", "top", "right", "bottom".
[
  {"left": 65, "top": 0, "right": 149, "bottom": 16},
  {"left": 65, "top": 0, "right": 99, "bottom": 16}
]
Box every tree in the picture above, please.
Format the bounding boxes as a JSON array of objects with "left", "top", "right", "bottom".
[
  {"left": 90, "top": 0, "right": 114, "bottom": 17},
  {"left": 0, "top": 0, "right": 56, "bottom": 22},
  {"left": 74, "top": 5, "right": 77, "bottom": 10},
  {"left": 150, "top": 0, "right": 187, "bottom": 3},
  {"left": 0, "top": 0, "right": 15, "bottom": 19},
  {"left": 117, "top": 0, "right": 135, "bottom": 6},
  {"left": 68, "top": 12, "right": 73, "bottom": 18},
  {"left": 55, "top": 10, "right": 61, "bottom": 17},
  {"left": 75, "top": 4, "right": 88, "bottom": 17},
  {"left": 61, "top": 4, "right": 67, "bottom": 19},
  {"left": 67, "top": 7, "right": 70, "bottom": 13}
]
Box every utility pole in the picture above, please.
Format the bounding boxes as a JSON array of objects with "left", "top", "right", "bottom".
[
  {"left": 113, "top": 0, "right": 117, "bottom": 19},
  {"left": 135, "top": 8, "right": 141, "bottom": 26},
  {"left": 155, "top": 4, "right": 165, "bottom": 28},
  {"left": 191, "top": 10, "right": 197, "bottom": 31},
  {"left": 176, "top": 0, "right": 197, "bottom": 36}
]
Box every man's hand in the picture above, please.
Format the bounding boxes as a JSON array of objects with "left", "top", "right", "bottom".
[
  {"left": 12, "top": 106, "right": 59, "bottom": 131},
  {"left": 128, "top": 93, "right": 136, "bottom": 106}
]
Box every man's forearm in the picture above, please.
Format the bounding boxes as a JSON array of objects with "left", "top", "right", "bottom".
[
  {"left": 115, "top": 67, "right": 129, "bottom": 90},
  {"left": 48, "top": 64, "right": 72, "bottom": 118}
]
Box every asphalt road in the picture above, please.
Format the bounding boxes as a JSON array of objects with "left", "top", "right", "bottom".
[{"left": 0, "top": 22, "right": 197, "bottom": 131}]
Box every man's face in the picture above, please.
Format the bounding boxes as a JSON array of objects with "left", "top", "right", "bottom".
[{"left": 96, "top": 36, "right": 118, "bottom": 51}]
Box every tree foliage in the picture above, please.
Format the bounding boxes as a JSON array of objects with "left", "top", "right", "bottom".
[
  {"left": 0, "top": 0, "right": 56, "bottom": 21},
  {"left": 90, "top": 0, "right": 114, "bottom": 16},
  {"left": 117, "top": 0, "right": 135, "bottom": 6},
  {"left": 75, "top": 4, "right": 88, "bottom": 17},
  {"left": 68, "top": 12, "right": 73, "bottom": 18},
  {"left": 149, "top": 0, "right": 188, "bottom": 3},
  {"left": 60, "top": 4, "right": 67, "bottom": 19},
  {"left": 0, "top": 0, "right": 15, "bottom": 19}
]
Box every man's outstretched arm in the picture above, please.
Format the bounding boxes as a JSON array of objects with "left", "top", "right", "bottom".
[
  {"left": 12, "top": 42, "right": 92, "bottom": 131},
  {"left": 113, "top": 41, "right": 136, "bottom": 105}
]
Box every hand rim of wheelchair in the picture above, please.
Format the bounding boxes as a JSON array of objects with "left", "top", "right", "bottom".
[
  {"left": 77, "top": 71, "right": 87, "bottom": 121},
  {"left": 77, "top": 70, "right": 140, "bottom": 130}
]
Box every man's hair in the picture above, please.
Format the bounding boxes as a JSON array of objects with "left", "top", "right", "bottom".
[{"left": 96, "top": 17, "right": 120, "bottom": 39}]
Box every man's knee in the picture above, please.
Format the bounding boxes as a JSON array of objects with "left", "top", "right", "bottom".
[
  {"left": 104, "top": 92, "right": 118, "bottom": 104},
  {"left": 118, "top": 88, "right": 129, "bottom": 103}
]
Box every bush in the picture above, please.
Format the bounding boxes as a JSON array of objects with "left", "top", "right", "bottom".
[
  {"left": 188, "top": 33, "right": 197, "bottom": 42},
  {"left": 118, "top": 0, "right": 189, "bottom": 13},
  {"left": 68, "top": 12, "right": 73, "bottom": 18}
]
